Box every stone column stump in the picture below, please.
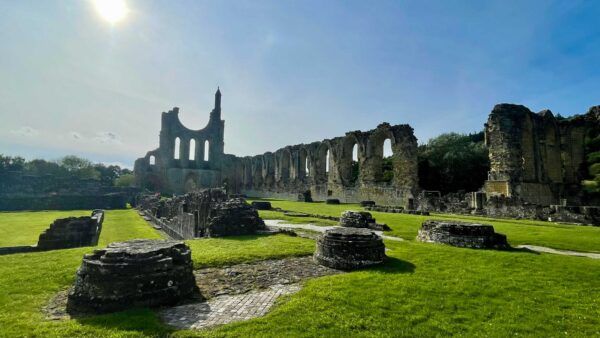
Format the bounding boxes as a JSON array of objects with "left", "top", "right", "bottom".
[
  {"left": 417, "top": 220, "right": 509, "bottom": 249},
  {"left": 314, "top": 227, "right": 386, "bottom": 270},
  {"left": 67, "top": 239, "right": 197, "bottom": 314}
]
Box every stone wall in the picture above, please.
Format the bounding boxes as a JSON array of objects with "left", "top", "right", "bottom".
[
  {"left": 37, "top": 210, "right": 105, "bottom": 250},
  {"left": 134, "top": 90, "right": 420, "bottom": 206},
  {"left": 0, "top": 171, "right": 136, "bottom": 211},
  {"left": 221, "top": 122, "right": 419, "bottom": 206},
  {"left": 484, "top": 104, "right": 599, "bottom": 206},
  {"left": 137, "top": 189, "right": 264, "bottom": 239},
  {"left": 133, "top": 90, "right": 597, "bottom": 212},
  {"left": 134, "top": 89, "right": 225, "bottom": 194},
  {"left": 0, "top": 210, "right": 105, "bottom": 255}
]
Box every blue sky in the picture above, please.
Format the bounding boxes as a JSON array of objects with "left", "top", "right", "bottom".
[{"left": 1, "top": 0, "right": 599, "bottom": 168}]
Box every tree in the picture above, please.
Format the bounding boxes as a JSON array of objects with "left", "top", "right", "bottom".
[
  {"left": 0, "top": 155, "right": 25, "bottom": 173},
  {"left": 114, "top": 173, "right": 135, "bottom": 187},
  {"left": 418, "top": 132, "right": 489, "bottom": 194},
  {"left": 56, "top": 155, "right": 100, "bottom": 180}
]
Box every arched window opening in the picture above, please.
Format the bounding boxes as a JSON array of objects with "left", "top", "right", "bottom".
[
  {"left": 351, "top": 144, "right": 359, "bottom": 184},
  {"left": 381, "top": 138, "right": 393, "bottom": 183},
  {"left": 383, "top": 139, "right": 393, "bottom": 158},
  {"left": 149, "top": 155, "right": 155, "bottom": 165},
  {"left": 305, "top": 157, "right": 310, "bottom": 176},
  {"left": 326, "top": 150, "right": 330, "bottom": 173},
  {"left": 189, "top": 139, "right": 196, "bottom": 161},
  {"left": 204, "top": 140, "right": 210, "bottom": 161},
  {"left": 174, "top": 137, "right": 180, "bottom": 159}
]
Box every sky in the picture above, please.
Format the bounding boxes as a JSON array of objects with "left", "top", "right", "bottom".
[{"left": 1, "top": 0, "right": 599, "bottom": 169}]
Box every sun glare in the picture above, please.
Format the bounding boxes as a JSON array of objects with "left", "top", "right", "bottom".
[{"left": 93, "top": 0, "right": 128, "bottom": 24}]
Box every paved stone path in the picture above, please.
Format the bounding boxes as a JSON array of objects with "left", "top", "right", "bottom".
[
  {"left": 516, "top": 245, "right": 600, "bottom": 259},
  {"left": 160, "top": 284, "right": 301, "bottom": 329},
  {"left": 264, "top": 219, "right": 404, "bottom": 242}
]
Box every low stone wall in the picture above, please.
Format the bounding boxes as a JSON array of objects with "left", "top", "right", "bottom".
[
  {"left": 37, "top": 210, "right": 105, "bottom": 250},
  {"left": 0, "top": 210, "right": 105, "bottom": 255},
  {"left": 137, "top": 189, "right": 265, "bottom": 239},
  {"left": 364, "top": 205, "right": 430, "bottom": 216},
  {"left": 0, "top": 193, "right": 127, "bottom": 211}
]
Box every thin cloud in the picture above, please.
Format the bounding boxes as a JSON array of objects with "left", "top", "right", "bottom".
[
  {"left": 94, "top": 131, "right": 122, "bottom": 144},
  {"left": 69, "top": 131, "right": 83, "bottom": 140},
  {"left": 10, "top": 126, "right": 39, "bottom": 137}
]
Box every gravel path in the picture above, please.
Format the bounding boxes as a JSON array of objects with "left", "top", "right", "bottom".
[
  {"left": 264, "top": 219, "right": 404, "bottom": 242},
  {"left": 516, "top": 245, "right": 600, "bottom": 259}
]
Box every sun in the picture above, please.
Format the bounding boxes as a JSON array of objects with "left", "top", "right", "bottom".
[{"left": 92, "top": 0, "right": 129, "bottom": 24}]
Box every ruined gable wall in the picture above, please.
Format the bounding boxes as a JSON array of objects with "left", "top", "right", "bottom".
[{"left": 134, "top": 104, "right": 225, "bottom": 194}]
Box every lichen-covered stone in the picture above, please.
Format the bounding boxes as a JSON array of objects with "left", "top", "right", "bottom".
[
  {"left": 66, "top": 239, "right": 197, "bottom": 314},
  {"left": 417, "top": 220, "right": 509, "bottom": 249},
  {"left": 314, "top": 227, "right": 386, "bottom": 270}
]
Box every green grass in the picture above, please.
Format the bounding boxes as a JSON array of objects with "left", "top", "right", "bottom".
[
  {"left": 1, "top": 208, "right": 600, "bottom": 337},
  {"left": 258, "top": 209, "right": 338, "bottom": 226},
  {"left": 178, "top": 240, "right": 600, "bottom": 338},
  {"left": 186, "top": 234, "right": 315, "bottom": 268},
  {"left": 251, "top": 199, "right": 600, "bottom": 253},
  {"left": 0, "top": 209, "right": 315, "bottom": 337},
  {"left": 0, "top": 210, "right": 91, "bottom": 246}
]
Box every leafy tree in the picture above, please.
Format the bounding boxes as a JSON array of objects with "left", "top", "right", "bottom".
[
  {"left": 0, "top": 155, "right": 25, "bottom": 173},
  {"left": 418, "top": 132, "right": 489, "bottom": 194},
  {"left": 56, "top": 155, "right": 100, "bottom": 180},
  {"left": 115, "top": 173, "right": 135, "bottom": 187}
]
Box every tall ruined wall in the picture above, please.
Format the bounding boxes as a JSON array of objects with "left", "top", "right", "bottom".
[
  {"left": 484, "top": 104, "right": 599, "bottom": 205},
  {"left": 222, "top": 122, "right": 420, "bottom": 206},
  {"left": 134, "top": 89, "right": 419, "bottom": 206},
  {"left": 134, "top": 89, "right": 225, "bottom": 194}
]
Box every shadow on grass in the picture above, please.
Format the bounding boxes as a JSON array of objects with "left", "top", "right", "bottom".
[
  {"left": 371, "top": 256, "right": 416, "bottom": 274},
  {"left": 191, "top": 234, "right": 273, "bottom": 242},
  {"left": 505, "top": 246, "right": 541, "bottom": 255}
]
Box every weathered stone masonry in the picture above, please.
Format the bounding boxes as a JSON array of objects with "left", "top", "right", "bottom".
[
  {"left": 484, "top": 104, "right": 599, "bottom": 206},
  {"left": 134, "top": 90, "right": 597, "bottom": 212},
  {"left": 135, "top": 89, "right": 420, "bottom": 206},
  {"left": 134, "top": 89, "right": 225, "bottom": 194}
]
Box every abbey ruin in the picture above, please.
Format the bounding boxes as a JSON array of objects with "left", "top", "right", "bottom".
[{"left": 134, "top": 89, "right": 599, "bottom": 223}]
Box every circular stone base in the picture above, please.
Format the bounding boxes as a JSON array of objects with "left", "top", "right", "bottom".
[
  {"left": 417, "top": 220, "right": 509, "bottom": 249},
  {"left": 67, "top": 239, "right": 197, "bottom": 314},
  {"left": 314, "top": 227, "right": 386, "bottom": 270}
]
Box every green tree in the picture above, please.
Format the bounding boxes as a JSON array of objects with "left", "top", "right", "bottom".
[
  {"left": 114, "top": 173, "right": 135, "bottom": 187},
  {"left": 418, "top": 132, "right": 489, "bottom": 194},
  {"left": 56, "top": 155, "right": 100, "bottom": 180}
]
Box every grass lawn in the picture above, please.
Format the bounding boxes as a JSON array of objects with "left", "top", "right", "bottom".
[
  {"left": 252, "top": 199, "right": 600, "bottom": 253},
  {"left": 0, "top": 210, "right": 91, "bottom": 246},
  {"left": 0, "top": 208, "right": 599, "bottom": 337}
]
